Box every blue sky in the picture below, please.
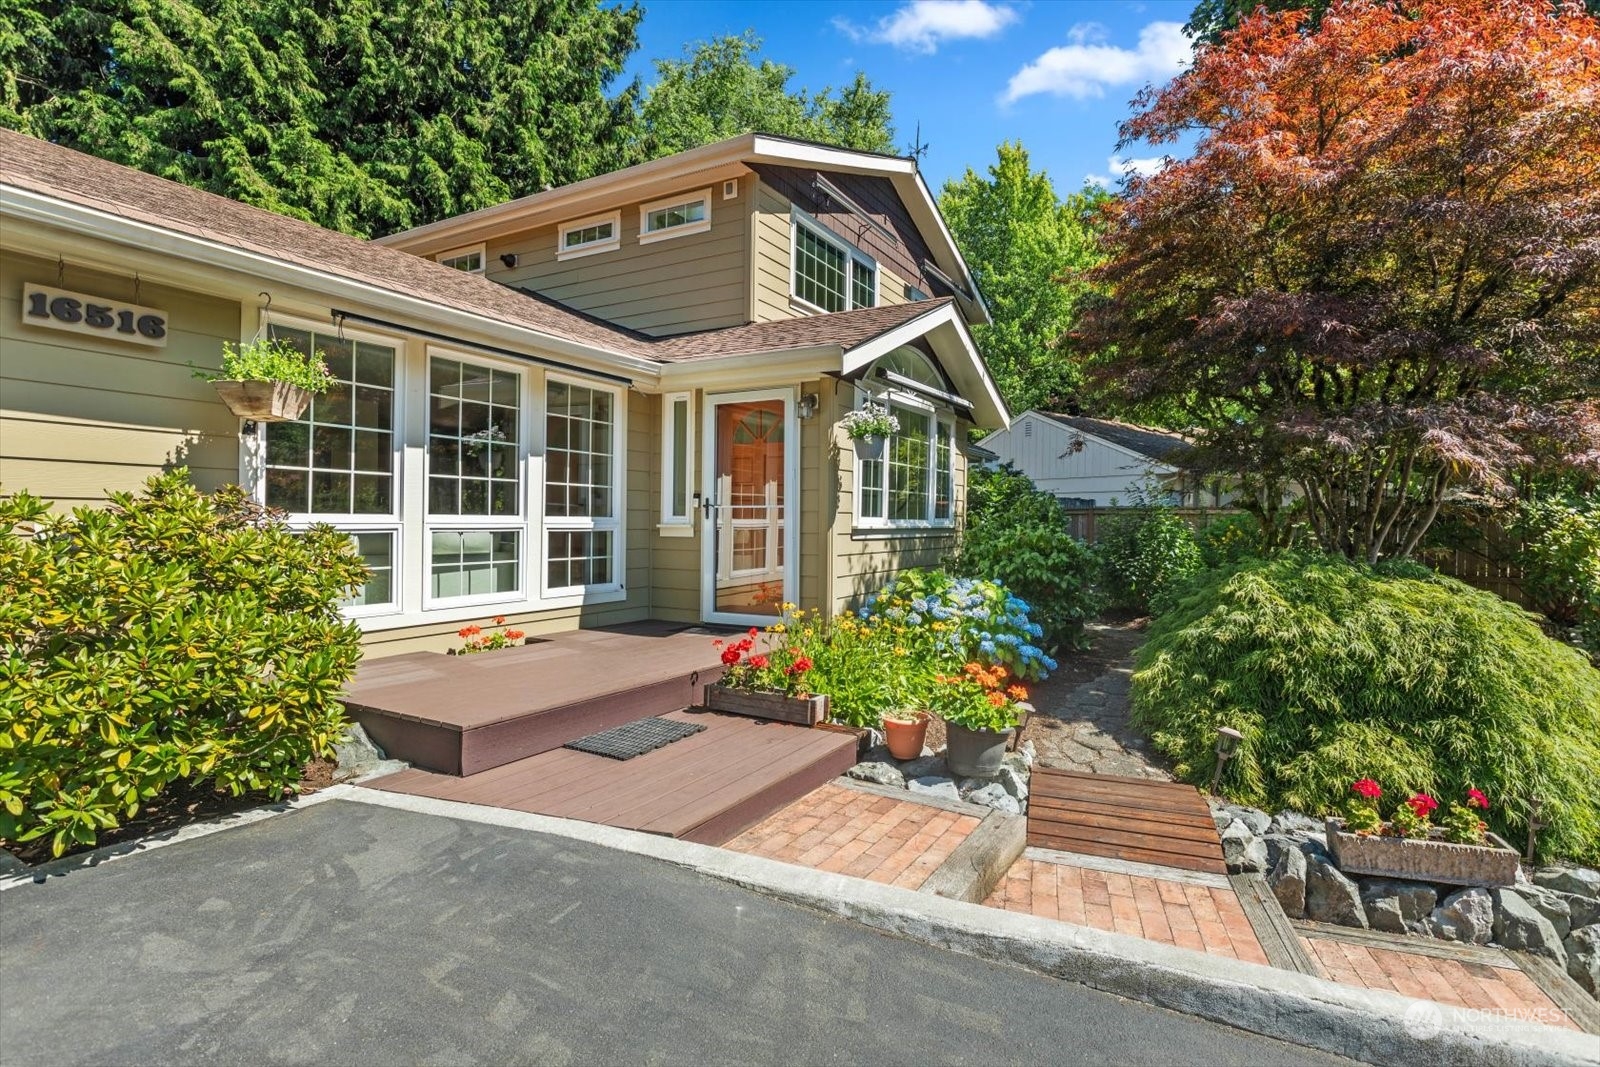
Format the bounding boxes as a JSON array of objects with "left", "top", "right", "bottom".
[{"left": 621, "top": 0, "right": 1197, "bottom": 196}]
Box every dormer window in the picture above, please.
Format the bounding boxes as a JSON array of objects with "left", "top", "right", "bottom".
[
  {"left": 557, "top": 210, "right": 621, "bottom": 260},
  {"left": 639, "top": 189, "right": 711, "bottom": 243},
  {"left": 436, "top": 244, "right": 485, "bottom": 273},
  {"left": 792, "top": 209, "right": 876, "bottom": 314}
]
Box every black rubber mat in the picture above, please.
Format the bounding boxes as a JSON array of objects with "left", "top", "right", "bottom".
[{"left": 563, "top": 717, "right": 706, "bottom": 761}]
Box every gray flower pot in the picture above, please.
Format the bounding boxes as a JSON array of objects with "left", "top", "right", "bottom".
[
  {"left": 853, "top": 434, "right": 885, "bottom": 462},
  {"left": 944, "top": 722, "right": 1012, "bottom": 779}
]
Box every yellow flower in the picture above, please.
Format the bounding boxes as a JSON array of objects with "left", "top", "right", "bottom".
[
  {"left": 894, "top": 647, "right": 907, "bottom": 656},
  {"left": 770, "top": 623, "right": 787, "bottom": 633}
]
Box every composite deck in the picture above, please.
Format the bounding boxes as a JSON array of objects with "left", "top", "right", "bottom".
[
  {"left": 1025, "top": 767, "right": 1227, "bottom": 875},
  {"left": 368, "top": 708, "right": 858, "bottom": 845},
  {"left": 343, "top": 623, "right": 729, "bottom": 775}
]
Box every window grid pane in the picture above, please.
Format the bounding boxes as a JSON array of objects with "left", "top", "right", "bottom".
[
  {"left": 547, "top": 530, "right": 614, "bottom": 590},
  {"left": 859, "top": 455, "right": 885, "bottom": 519},
  {"left": 646, "top": 200, "right": 706, "bottom": 233},
  {"left": 934, "top": 423, "right": 953, "bottom": 520},
  {"left": 565, "top": 222, "right": 614, "bottom": 249},
  {"left": 669, "top": 398, "right": 689, "bottom": 520},
  {"left": 545, "top": 381, "right": 615, "bottom": 519},
  {"left": 888, "top": 405, "right": 931, "bottom": 522},
  {"left": 428, "top": 357, "right": 521, "bottom": 518},
  {"left": 794, "top": 224, "right": 846, "bottom": 311},
  {"left": 340, "top": 531, "right": 395, "bottom": 609},
  {"left": 852, "top": 259, "right": 876, "bottom": 309},
  {"left": 430, "top": 529, "right": 520, "bottom": 600},
  {"left": 264, "top": 327, "right": 394, "bottom": 516}
]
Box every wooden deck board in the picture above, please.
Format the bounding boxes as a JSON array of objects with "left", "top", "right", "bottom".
[
  {"left": 368, "top": 709, "right": 857, "bottom": 844},
  {"left": 1026, "top": 767, "right": 1227, "bottom": 875}
]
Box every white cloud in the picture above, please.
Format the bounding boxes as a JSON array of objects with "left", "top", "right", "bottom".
[
  {"left": 1004, "top": 20, "right": 1189, "bottom": 104},
  {"left": 834, "top": 1, "right": 1019, "bottom": 55},
  {"left": 1084, "top": 154, "right": 1167, "bottom": 188}
]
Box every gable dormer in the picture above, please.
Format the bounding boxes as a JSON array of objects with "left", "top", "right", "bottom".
[{"left": 377, "top": 135, "right": 988, "bottom": 340}]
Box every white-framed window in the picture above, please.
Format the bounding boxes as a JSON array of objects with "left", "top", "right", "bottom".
[
  {"left": 854, "top": 389, "right": 956, "bottom": 530},
  {"left": 660, "top": 391, "right": 694, "bottom": 535},
  {"left": 557, "top": 210, "right": 621, "bottom": 260},
  {"left": 791, "top": 209, "right": 877, "bottom": 314},
  {"left": 261, "top": 320, "right": 402, "bottom": 615},
  {"left": 436, "top": 244, "right": 486, "bottom": 273},
  {"left": 425, "top": 352, "right": 526, "bottom": 605},
  {"left": 544, "top": 376, "right": 623, "bottom": 594},
  {"left": 639, "top": 189, "right": 711, "bottom": 244}
]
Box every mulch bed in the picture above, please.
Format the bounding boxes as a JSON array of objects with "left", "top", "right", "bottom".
[{"left": 1, "top": 758, "right": 338, "bottom": 868}]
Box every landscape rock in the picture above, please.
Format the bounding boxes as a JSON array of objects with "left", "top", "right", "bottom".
[
  {"left": 996, "top": 764, "right": 1029, "bottom": 802},
  {"left": 1222, "top": 805, "right": 1271, "bottom": 836},
  {"left": 1268, "top": 811, "right": 1325, "bottom": 837},
  {"left": 1493, "top": 887, "right": 1567, "bottom": 963},
  {"left": 1220, "top": 820, "right": 1268, "bottom": 874},
  {"left": 1556, "top": 891, "right": 1600, "bottom": 932},
  {"left": 1510, "top": 884, "right": 1572, "bottom": 940},
  {"left": 966, "top": 783, "right": 1022, "bottom": 815},
  {"left": 1564, "top": 925, "right": 1600, "bottom": 998},
  {"left": 899, "top": 754, "right": 948, "bottom": 780},
  {"left": 333, "top": 724, "right": 396, "bottom": 782},
  {"left": 1267, "top": 842, "right": 1307, "bottom": 918},
  {"left": 846, "top": 761, "right": 905, "bottom": 788},
  {"left": 906, "top": 775, "right": 961, "bottom": 802},
  {"left": 1305, "top": 856, "right": 1368, "bottom": 928},
  {"left": 1360, "top": 880, "right": 1436, "bottom": 935},
  {"left": 1425, "top": 887, "right": 1495, "bottom": 944},
  {"left": 1534, "top": 866, "right": 1600, "bottom": 899},
  {"left": 1014, "top": 739, "right": 1036, "bottom": 767}
]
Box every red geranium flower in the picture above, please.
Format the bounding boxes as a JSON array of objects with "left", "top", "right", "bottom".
[
  {"left": 458, "top": 625, "right": 481, "bottom": 638},
  {"left": 493, "top": 616, "right": 506, "bottom": 626},
  {"left": 786, "top": 656, "right": 813, "bottom": 676},
  {"left": 1407, "top": 793, "right": 1438, "bottom": 818},
  {"left": 1466, "top": 788, "right": 1489, "bottom": 810},
  {"left": 720, "top": 647, "right": 741, "bottom": 666},
  {"left": 712, "top": 639, "right": 723, "bottom": 648},
  {"left": 748, "top": 626, "right": 760, "bottom": 637},
  {"left": 748, "top": 654, "right": 769, "bottom": 669},
  {"left": 505, "top": 630, "right": 525, "bottom": 641},
  {"left": 1351, "top": 778, "right": 1381, "bottom": 800}
]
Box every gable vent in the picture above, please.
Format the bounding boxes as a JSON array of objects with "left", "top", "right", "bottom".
[{"left": 1024, "top": 421, "right": 1033, "bottom": 437}]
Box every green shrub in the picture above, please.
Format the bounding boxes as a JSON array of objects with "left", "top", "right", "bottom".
[
  {"left": 1197, "top": 513, "right": 1263, "bottom": 570},
  {"left": 1096, "top": 503, "right": 1203, "bottom": 614},
  {"left": 1514, "top": 493, "right": 1600, "bottom": 657},
  {"left": 0, "top": 472, "right": 367, "bottom": 856},
  {"left": 954, "top": 465, "right": 1101, "bottom": 648},
  {"left": 1131, "top": 555, "right": 1600, "bottom": 865}
]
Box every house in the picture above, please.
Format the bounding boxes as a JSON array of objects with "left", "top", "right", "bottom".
[
  {"left": 0, "top": 130, "right": 1006, "bottom": 659},
  {"left": 981, "top": 410, "right": 1226, "bottom": 511}
]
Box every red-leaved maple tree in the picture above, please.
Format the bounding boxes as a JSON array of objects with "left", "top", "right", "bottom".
[{"left": 1080, "top": 0, "right": 1600, "bottom": 561}]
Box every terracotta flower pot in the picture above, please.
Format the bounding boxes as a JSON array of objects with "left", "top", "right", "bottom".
[{"left": 882, "top": 711, "right": 929, "bottom": 760}]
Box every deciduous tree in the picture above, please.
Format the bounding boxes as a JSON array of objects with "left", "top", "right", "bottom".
[{"left": 1080, "top": 0, "right": 1600, "bottom": 562}]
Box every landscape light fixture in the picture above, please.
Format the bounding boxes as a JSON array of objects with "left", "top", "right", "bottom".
[{"left": 1210, "top": 726, "right": 1244, "bottom": 795}]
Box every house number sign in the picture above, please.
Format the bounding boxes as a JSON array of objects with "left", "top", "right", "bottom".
[{"left": 21, "top": 283, "right": 169, "bottom": 347}]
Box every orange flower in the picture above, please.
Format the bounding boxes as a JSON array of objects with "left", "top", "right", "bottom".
[
  {"left": 986, "top": 692, "right": 1006, "bottom": 708},
  {"left": 458, "top": 625, "right": 481, "bottom": 638},
  {"left": 493, "top": 615, "right": 506, "bottom": 626},
  {"left": 505, "top": 629, "right": 525, "bottom": 641},
  {"left": 1007, "top": 685, "right": 1029, "bottom": 701}
]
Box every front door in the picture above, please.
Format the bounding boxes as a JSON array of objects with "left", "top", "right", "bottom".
[{"left": 701, "top": 390, "right": 797, "bottom": 626}]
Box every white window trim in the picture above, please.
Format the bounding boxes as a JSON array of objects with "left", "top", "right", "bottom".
[
  {"left": 435, "top": 243, "right": 487, "bottom": 273},
  {"left": 852, "top": 385, "right": 957, "bottom": 532},
  {"left": 247, "top": 312, "right": 407, "bottom": 615},
  {"left": 540, "top": 372, "right": 627, "bottom": 601},
  {"left": 789, "top": 207, "right": 878, "bottom": 315},
  {"left": 638, "top": 188, "right": 712, "bottom": 245},
  {"left": 659, "top": 391, "right": 695, "bottom": 537},
  {"left": 556, "top": 210, "right": 622, "bottom": 261},
  {"left": 421, "top": 345, "right": 531, "bottom": 611}
]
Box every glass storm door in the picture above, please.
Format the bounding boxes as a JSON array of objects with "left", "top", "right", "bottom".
[{"left": 701, "top": 391, "right": 795, "bottom": 625}]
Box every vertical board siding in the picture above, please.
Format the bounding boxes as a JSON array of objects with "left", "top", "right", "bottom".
[
  {"left": 0, "top": 252, "right": 242, "bottom": 511},
  {"left": 483, "top": 180, "right": 751, "bottom": 337},
  {"left": 982, "top": 413, "right": 1175, "bottom": 506}
]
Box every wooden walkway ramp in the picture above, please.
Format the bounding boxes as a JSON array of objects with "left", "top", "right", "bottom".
[{"left": 1026, "top": 768, "right": 1227, "bottom": 875}]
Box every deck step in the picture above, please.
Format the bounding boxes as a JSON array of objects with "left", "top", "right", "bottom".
[{"left": 342, "top": 624, "right": 727, "bottom": 776}]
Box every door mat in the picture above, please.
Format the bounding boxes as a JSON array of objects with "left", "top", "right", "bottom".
[{"left": 564, "top": 717, "right": 707, "bottom": 761}]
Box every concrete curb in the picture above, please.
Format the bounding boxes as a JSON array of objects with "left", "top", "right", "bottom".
[
  {"left": 0, "top": 784, "right": 358, "bottom": 891},
  {"left": 341, "top": 787, "right": 1597, "bottom": 1067}
]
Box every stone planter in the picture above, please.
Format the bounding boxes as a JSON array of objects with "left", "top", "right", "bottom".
[
  {"left": 1325, "top": 818, "right": 1521, "bottom": 887},
  {"left": 213, "top": 380, "right": 312, "bottom": 422},
  {"left": 852, "top": 434, "right": 885, "bottom": 462},
  {"left": 945, "top": 721, "right": 1012, "bottom": 779},
  {"left": 706, "top": 684, "right": 828, "bottom": 727}
]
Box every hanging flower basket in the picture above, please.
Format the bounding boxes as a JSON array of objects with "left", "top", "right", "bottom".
[
  {"left": 855, "top": 434, "right": 886, "bottom": 462},
  {"left": 211, "top": 380, "right": 313, "bottom": 422}
]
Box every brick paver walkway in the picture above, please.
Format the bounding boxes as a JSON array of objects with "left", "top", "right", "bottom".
[
  {"left": 725, "top": 782, "right": 981, "bottom": 891},
  {"left": 983, "top": 851, "right": 1270, "bottom": 965},
  {"left": 1301, "top": 937, "right": 1580, "bottom": 1031}
]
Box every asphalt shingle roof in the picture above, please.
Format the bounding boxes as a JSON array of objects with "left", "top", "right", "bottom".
[{"left": 1040, "top": 413, "right": 1192, "bottom": 462}]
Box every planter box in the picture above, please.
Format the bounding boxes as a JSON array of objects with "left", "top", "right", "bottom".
[
  {"left": 1325, "top": 818, "right": 1521, "bottom": 887},
  {"left": 706, "top": 684, "right": 828, "bottom": 727},
  {"left": 213, "top": 380, "right": 312, "bottom": 422}
]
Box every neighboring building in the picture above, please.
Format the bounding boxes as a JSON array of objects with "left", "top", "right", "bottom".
[
  {"left": 0, "top": 131, "right": 1006, "bottom": 657},
  {"left": 981, "top": 411, "right": 1226, "bottom": 509}
]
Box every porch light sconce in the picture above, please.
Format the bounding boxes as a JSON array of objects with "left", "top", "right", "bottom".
[
  {"left": 798, "top": 393, "right": 819, "bottom": 420},
  {"left": 500, "top": 253, "right": 518, "bottom": 269},
  {"left": 1210, "top": 726, "right": 1244, "bottom": 796}
]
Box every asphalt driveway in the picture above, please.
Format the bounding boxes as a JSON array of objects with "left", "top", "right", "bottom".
[{"left": 0, "top": 799, "right": 1357, "bottom": 1066}]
